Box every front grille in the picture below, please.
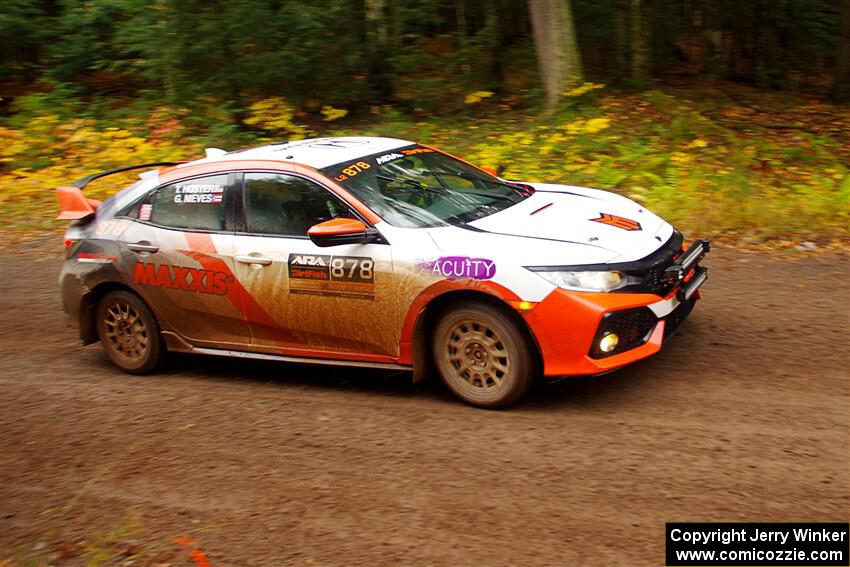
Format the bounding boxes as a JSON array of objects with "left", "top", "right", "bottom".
[
  {"left": 620, "top": 232, "right": 684, "bottom": 295},
  {"left": 662, "top": 296, "right": 696, "bottom": 341},
  {"left": 590, "top": 306, "right": 657, "bottom": 358}
]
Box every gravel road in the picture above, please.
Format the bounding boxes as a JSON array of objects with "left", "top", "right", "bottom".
[{"left": 1, "top": 245, "right": 848, "bottom": 566}]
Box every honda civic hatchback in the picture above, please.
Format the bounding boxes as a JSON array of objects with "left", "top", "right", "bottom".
[{"left": 57, "top": 137, "right": 709, "bottom": 408}]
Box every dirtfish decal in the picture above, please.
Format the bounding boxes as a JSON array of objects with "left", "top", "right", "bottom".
[{"left": 423, "top": 256, "right": 496, "bottom": 280}]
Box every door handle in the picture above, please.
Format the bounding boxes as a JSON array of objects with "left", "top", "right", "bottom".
[
  {"left": 128, "top": 241, "right": 159, "bottom": 253},
  {"left": 235, "top": 254, "right": 273, "bottom": 266}
]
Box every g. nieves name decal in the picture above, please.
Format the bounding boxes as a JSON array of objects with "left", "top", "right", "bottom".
[{"left": 133, "top": 262, "right": 234, "bottom": 295}]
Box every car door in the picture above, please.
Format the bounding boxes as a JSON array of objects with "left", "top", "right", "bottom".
[
  {"left": 119, "top": 173, "right": 252, "bottom": 347},
  {"left": 231, "top": 171, "right": 399, "bottom": 359}
]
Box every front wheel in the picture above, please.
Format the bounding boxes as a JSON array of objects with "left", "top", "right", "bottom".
[
  {"left": 432, "top": 302, "right": 537, "bottom": 408},
  {"left": 96, "top": 290, "right": 163, "bottom": 374}
]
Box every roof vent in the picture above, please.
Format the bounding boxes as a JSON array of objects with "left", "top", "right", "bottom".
[
  {"left": 309, "top": 140, "right": 369, "bottom": 149},
  {"left": 205, "top": 148, "right": 227, "bottom": 158}
]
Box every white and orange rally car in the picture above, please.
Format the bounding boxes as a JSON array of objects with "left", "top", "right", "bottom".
[{"left": 57, "top": 137, "right": 709, "bottom": 408}]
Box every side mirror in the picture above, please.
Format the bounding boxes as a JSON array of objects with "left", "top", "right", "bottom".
[{"left": 307, "top": 218, "right": 370, "bottom": 247}]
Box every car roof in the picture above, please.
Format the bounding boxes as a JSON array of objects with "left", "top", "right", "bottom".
[{"left": 174, "top": 136, "right": 415, "bottom": 171}]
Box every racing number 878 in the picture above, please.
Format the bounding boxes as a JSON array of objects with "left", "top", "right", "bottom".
[{"left": 330, "top": 257, "right": 374, "bottom": 283}]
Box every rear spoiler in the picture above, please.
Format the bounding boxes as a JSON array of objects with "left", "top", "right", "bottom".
[{"left": 56, "top": 162, "right": 180, "bottom": 221}]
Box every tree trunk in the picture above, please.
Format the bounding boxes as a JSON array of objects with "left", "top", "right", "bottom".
[
  {"left": 364, "top": 0, "right": 393, "bottom": 100},
  {"left": 834, "top": 0, "right": 850, "bottom": 102},
  {"left": 455, "top": 0, "right": 467, "bottom": 39},
  {"left": 390, "top": 2, "right": 402, "bottom": 49},
  {"left": 528, "top": 0, "right": 584, "bottom": 113},
  {"left": 455, "top": 0, "right": 469, "bottom": 74},
  {"left": 486, "top": 0, "right": 505, "bottom": 91},
  {"left": 614, "top": 0, "right": 630, "bottom": 78},
  {"left": 630, "top": 0, "right": 650, "bottom": 86},
  {"left": 365, "top": 0, "right": 386, "bottom": 41}
]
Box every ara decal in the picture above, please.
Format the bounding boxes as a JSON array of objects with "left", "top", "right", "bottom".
[
  {"left": 288, "top": 254, "right": 375, "bottom": 297},
  {"left": 423, "top": 256, "right": 497, "bottom": 280},
  {"left": 590, "top": 212, "right": 642, "bottom": 231},
  {"left": 133, "top": 262, "right": 234, "bottom": 295},
  {"left": 376, "top": 152, "right": 404, "bottom": 165}
]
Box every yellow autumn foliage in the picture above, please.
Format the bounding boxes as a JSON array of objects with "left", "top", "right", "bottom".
[
  {"left": 321, "top": 105, "right": 349, "bottom": 122},
  {"left": 562, "top": 83, "right": 605, "bottom": 97},
  {"left": 243, "top": 97, "right": 309, "bottom": 139},
  {"left": 464, "top": 91, "right": 494, "bottom": 105},
  {"left": 0, "top": 113, "right": 200, "bottom": 238}
]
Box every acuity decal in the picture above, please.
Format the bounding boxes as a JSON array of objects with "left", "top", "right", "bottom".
[
  {"left": 423, "top": 256, "right": 496, "bottom": 280},
  {"left": 288, "top": 254, "right": 374, "bottom": 297},
  {"left": 133, "top": 262, "right": 234, "bottom": 295}
]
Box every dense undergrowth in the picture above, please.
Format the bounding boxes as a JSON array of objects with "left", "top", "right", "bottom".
[{"left": 1, "top": 83, "right": 848, "bottom": 247}]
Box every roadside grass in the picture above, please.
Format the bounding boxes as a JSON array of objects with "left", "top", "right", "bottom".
[
  {"left": 2, "top": 85, "right": 848, "bottom": 248},
  {"left": 0, "top": 516, "right": 211, "bottom": 567}
]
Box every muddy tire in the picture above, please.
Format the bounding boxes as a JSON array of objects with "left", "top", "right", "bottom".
[
  {"left": 96, "top": 290, "right": 163, "bottom": 374},
  {"left": 432, "top": 302, "right": 536, "bottom": 408}
]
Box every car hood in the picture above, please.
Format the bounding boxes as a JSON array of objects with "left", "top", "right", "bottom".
[{"left": 458, "top": 182, "right": 675, "bottom": 263}]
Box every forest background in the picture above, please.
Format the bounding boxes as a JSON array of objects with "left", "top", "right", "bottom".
[{"left": 1, "top": 0, "right": 848, "bottom": 246}]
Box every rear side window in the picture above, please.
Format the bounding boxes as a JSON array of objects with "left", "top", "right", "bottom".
[
  {"left": 243, "top": 173, "right": 355, "bottom": 236},
  {"left": 149, "top": 175, "right": 229, "bottom": 231}
]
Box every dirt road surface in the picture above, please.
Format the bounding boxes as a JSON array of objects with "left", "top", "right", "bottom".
[{"left": 1, "top": 244, "right": 848, "bottom": 566}]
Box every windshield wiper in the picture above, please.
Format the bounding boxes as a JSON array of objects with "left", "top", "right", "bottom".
[
  {"left": 376, "top": 172, "right": 513, "bottom": 222},
  {"left": 376, "top": 173, "right": 445, "bottom": 194},
  {"left": 424, "top": 170, "right": 527, "bottom": 200}
]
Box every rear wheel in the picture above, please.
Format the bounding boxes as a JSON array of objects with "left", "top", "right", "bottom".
[
  {"left": 96, "top": 290, "right": 162, "bottom": 374},
  {"left": 432, "top": 302, "right": 536, "bottom": 408}
]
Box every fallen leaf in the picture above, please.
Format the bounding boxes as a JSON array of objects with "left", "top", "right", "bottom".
[
  {"left": 173, "top": 534, "right": 196, "bottom": 547},
  {"left": 191, "top": 549, "right": 213, "bottom": 567}
]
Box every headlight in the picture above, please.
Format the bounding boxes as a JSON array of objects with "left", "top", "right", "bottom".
[{"left": 531, "top": 270, "right": 628, "bottom": 292}]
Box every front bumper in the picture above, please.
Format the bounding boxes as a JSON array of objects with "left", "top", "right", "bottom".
[{"left": 524, "top": 241, "right": 708, "bottom": 377}]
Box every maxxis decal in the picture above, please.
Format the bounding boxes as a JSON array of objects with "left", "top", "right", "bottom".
[{"left": 133, "top": 262, "right": 234, "bottom": 295}]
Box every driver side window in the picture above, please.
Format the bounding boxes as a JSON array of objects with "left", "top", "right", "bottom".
[{"left": 243, "top": 173, "right": 355, "bottom": 237}]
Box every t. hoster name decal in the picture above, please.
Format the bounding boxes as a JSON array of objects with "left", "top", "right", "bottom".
[
  {"left": 288, "top": 254, "right": 374, "bottom": 298},
  {"left": 133, "top": 262, "right": 234, "bottom": 295},
  {"left": 424, "top": 256, "right": 497, "bottom": 280},
  {"left": 173, "top": 183, "right": 224, "bottom": 204}
]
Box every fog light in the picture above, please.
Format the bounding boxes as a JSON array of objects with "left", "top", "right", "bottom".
[{"left": 599, "top": 332, "right": 619, "bottom": 353}]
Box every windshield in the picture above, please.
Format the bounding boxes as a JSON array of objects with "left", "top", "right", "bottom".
[{"left": 319, "top": 145, "right": 532, "bottom": 228}]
